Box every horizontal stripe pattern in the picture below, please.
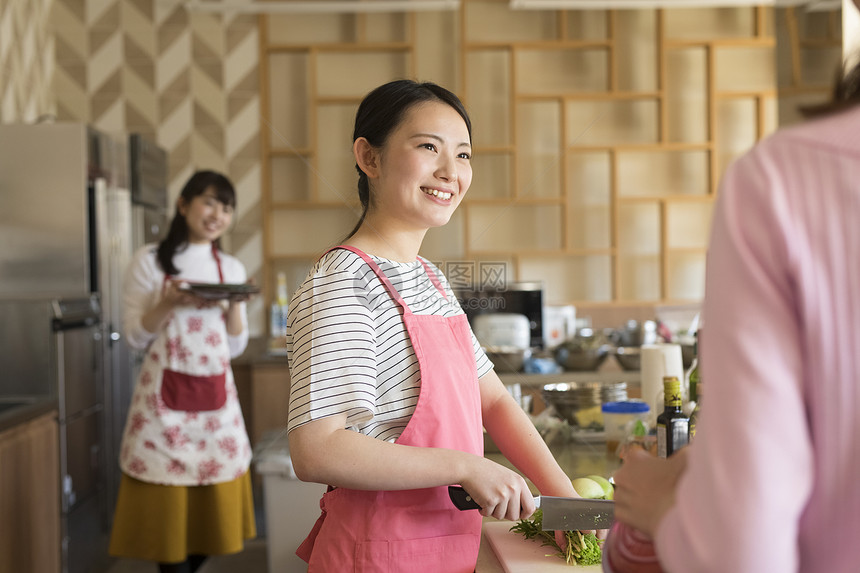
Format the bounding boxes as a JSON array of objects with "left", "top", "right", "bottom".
[{"left": 287, "top": 248, "right": 491, "bottom": 442}]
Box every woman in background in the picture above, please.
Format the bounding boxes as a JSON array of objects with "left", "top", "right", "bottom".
[
  {"left": 109, "top": 170, "right": 256, "bottom": 573},
  {"left": 286, "top": 79, "right": 582, "bottom": 572}
]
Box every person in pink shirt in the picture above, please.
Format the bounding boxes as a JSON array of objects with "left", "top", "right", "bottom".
[{"left": 604, "top": 17, "right": 860, "bottom": 573}]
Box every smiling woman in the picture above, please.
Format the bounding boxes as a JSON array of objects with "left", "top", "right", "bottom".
[
  {"left": 349, "top": 97, "right": 473, "bottom": 252},
  {"left": 284, "top": 80, "right": 584, "bottom": 573},
  {"left": 108, "top": 170, "right": 257, "bottom": 573},
  {"left": 341, "top": 80, "right": 474, "bottom": 257},
  {"left": 179, "top": 186, "right": 235, "bottom": 246}
]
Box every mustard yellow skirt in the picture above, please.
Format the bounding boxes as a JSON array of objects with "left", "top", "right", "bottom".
[{"left": 109, "top": 471, "right": 256, "bottom": 563}]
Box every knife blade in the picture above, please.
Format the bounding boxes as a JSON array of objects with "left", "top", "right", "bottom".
[{"left": 447, "top": 485, "right": 614, "bottom": 530}]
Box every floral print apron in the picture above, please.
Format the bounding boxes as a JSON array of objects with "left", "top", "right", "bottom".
[{"left": 118, "top": 244, "right": 251, "bottom": 486}]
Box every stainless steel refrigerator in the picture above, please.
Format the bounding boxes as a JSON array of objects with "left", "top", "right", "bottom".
[
  {"left": 0, "top": 122, "right": 133, "bottom": 573},
  {"left": 117, "top": 132, "right": 169, "bottom": 507}
]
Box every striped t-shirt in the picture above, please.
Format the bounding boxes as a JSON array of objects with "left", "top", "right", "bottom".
[{"left": 286, "top": 248, "right": 493, "bottom": 442}]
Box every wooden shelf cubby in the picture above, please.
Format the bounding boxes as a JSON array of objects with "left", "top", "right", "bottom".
[{"left": 258, "top": 1, "right": 840, "bottom": 329}]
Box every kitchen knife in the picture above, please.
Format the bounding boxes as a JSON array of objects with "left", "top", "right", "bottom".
[{"left": 448, "top": 485, "right": 614, "bottom": 531}]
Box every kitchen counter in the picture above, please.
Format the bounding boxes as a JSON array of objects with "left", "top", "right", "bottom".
[
  {"left": 235, "top": 337, "right": 644, "bottom": 381},
  {"left": 0, "top": 397, "right": 58, "bottom": 433},
  {"left": 233, "top": 337, "right": 289, "bottom": 366},
  {"left": 232, "top": 337, "right": 643, "bottom": 442},
  {"left": 498, "top": 370, "right": 640, "bottom": 389},
  {"left": 0, "top": 402, "right": 61, "bottom": 572}
]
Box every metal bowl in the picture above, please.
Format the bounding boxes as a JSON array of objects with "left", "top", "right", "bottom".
[
  {"left": 613, "top": 346, "right": 641, "bottom": 371},
  {"left": 542, "top": 381, "right": 628, "bottom": 429},
  {"left": 610, "top": 319, "right": 657, "bottom": 347},
  {"left": 554, "top": 328, "right": 612, "bottom": 372},
  {"left": 554, "top": 345, "right": 609, "bottom": 372},
  {"left": 484, "top": 346, "right": 528, "bottom": 373}
]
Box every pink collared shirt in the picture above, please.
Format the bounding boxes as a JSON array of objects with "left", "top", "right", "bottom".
[{"left": 654, "top": 108, "right": 860, "bottom": 572}]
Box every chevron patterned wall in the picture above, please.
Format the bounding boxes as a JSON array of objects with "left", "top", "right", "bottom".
[
  {"left": 49, "top": 0, "right": 265, "bottom": 334},
  {"left": 0, "top": 0, "right": 55, "bottom": 123}
]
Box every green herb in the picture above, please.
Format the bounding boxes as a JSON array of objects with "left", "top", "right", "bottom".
[
  {"left": 632, "top": 419, "right": 647, "bottom": 437},
  {"left": 509, "top": 509, "right": 603, "bottom": 566}
]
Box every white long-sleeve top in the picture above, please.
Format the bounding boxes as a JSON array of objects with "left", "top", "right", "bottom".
[
  {"left": 654, "top": 108, "right": 860, "bottom": 572},
  {"left": 122, "top": 242, "right": 249, "bottom": 358}
]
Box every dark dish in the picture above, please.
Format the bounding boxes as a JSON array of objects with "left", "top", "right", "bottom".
[
  {"left": 181, "top": 282, "right": 260, "bottom": 301},
  {"left": 613, "top": 346, "right": 641, "bottom": 371},
  {"left": 483, "top": 346, "right": 528, "bottom": 373}
]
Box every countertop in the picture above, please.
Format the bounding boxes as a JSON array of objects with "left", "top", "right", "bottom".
[
  {"left": 235, "top": 337, "right": 642, "bottom": 383},
  {"left": 233, "top": 337, "right": 289, "bottom": 366},
  {"left": 498, "top": 370, "right": 640, "bottom": 388},
  {"left": 0, "top": 397, "right": 58, "bottom": 433}
]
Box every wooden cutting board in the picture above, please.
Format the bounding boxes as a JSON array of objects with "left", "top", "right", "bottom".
[{"left": 483, "top": 521, "right": 603, "bottom": 573}]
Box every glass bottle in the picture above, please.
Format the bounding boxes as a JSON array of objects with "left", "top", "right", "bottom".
[
  {"left": 270, "top": 272, "right": 289, "bottom": 338},
  {"left": 686, "top": 331, "right": 700, "bottom": 403},
  {"left": 689, "top": 380, "right": 702, "bottom": 442},
  {"left": 656, "top": 376, "right": 688, "bottom": 458},
  {"left": 276, "top": 271, "right": 289, "bottom": 307}
]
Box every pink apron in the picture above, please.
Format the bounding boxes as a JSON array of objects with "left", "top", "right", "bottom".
[
  {"left": 118, "top": 244, "right": 252, "bottom": 486},
  {"left": 296, "top": 246, "right": 484, "bottom": 572}
]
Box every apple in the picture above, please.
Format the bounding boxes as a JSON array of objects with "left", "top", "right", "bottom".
[
  {"left": 586, "top": 474, "right": 614, "bottom": 500},
  {"left": 571, "top": 477, "right": 605, "bottom": 499}
]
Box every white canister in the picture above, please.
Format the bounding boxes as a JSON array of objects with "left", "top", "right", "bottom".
[
  {"left": 640, "top": 343, "right": 685, "bottom": 421},
  {"left": 472, "top": 313, "right": 531, "bottom": 350}
]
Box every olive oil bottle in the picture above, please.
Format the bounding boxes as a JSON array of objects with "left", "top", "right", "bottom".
[{"left": 656, "top": 376, "right": 689, "bottom": 458}]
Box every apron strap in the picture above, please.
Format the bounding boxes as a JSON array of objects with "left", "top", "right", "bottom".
[
  {"left": 323, "top": 246, "right": 412, "bottom": 315},
  {"left": 323, "top": 246, "right": 449, "bottom": 311},
  {"left": 211, "top": 243, "right": 225, "bottom": 283},
  {"left": 416, "top": 258, "right": 448, "bottom": 301}
]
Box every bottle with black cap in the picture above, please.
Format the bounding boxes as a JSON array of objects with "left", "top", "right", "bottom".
[{"left": 656, "top": 375, "right": 689, "bottom": 458}]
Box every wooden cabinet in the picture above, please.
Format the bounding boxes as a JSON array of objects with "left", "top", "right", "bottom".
[
  {"left": 0, "top": 411, "right": 61, "bottom": 573},
  {"left": 234, "top": 359, "right": 292, "bottom": 448},
  {"left": 459, "top": 2, "right": 778, "bottom": 306},
  {"left": 258, "top": 1, "right": 839, "bottom": 316},
  {"left": 259, "top": 11, "right": 447, "bottom": 318},
  {"left": 776, "top": 6, "right": 844, "bottom": 125}
]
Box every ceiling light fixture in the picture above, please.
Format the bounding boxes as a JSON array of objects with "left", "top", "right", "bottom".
[
  {"left": 184, "top": 0, "right": 460, "bottom": 14},
  {"left": 510, "top": 0, "right": 826, "bottom": 9}
]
